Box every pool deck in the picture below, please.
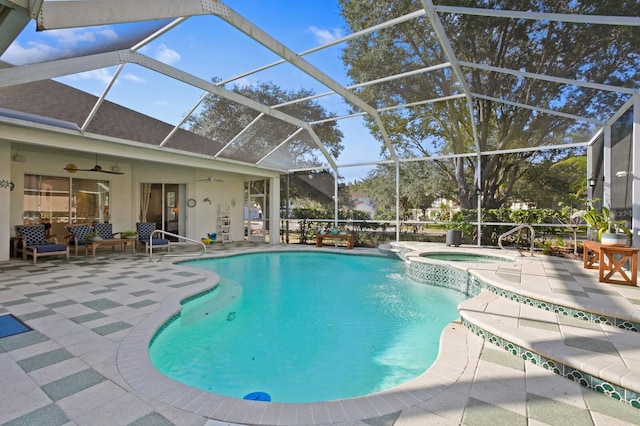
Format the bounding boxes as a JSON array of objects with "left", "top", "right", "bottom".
[{"left": 1, "top": 241, "right": 640, "bottom": 425}]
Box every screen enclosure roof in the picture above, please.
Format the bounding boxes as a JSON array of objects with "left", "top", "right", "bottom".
[{"left": 0, "top": 0, "right": 638, "bottom": 175}]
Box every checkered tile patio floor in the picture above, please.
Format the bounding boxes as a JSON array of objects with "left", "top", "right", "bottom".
[{"left": 1, "top": 242, "right": 639, "bottom": 425}]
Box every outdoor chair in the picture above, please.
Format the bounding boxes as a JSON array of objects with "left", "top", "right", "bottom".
[
  {"left": 14, "top": 224, "right": 69, "bottom": 264},
  {"left": 93, "top": 222, "right": 121, "bottom": 240},
  {"left": 136, "top": 222, "right": 170, "bottom": 254},
  {"left": 65, "top": 223, "right": 91, "bottom": 256}
]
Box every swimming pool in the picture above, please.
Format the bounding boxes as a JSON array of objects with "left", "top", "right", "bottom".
[{"left": 149, "top": 252, "right": 466, "bottom": 403}]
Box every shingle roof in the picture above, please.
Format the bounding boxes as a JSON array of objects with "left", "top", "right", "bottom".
[{"left": 0, "top": 65, "right": 225, "bottom": 157}]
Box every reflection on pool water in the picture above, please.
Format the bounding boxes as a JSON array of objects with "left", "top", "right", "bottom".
[
  {"left": 420, "top": 252, "right": 514, "bottom": 263},
  {"left": 149, "top": 252, "right": 466, "bottom": 403}
]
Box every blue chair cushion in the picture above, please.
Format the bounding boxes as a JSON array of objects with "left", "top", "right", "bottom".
[
  {"left": 139, "top": 237, "right": 169, "bottom": 246},
  {"left": 32, "top": 243, "right": 67, "bottom": 253}
]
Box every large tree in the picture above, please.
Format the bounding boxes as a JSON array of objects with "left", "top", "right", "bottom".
[
  {"left": 186, "top": 79, "right": 344, "bottom": 205},
  {"left": 339, "top": 0, "right": 640, "bottom": 208},
  {"left": 186, "top": 79, "right": 343, "bottom": 170},
  {"left": 355, "top": 160, "right": 457, "bottom": 219}
]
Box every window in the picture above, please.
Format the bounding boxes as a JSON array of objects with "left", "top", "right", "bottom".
[{"left": 23, "top": 174, "right": 110, "bottom": 237}]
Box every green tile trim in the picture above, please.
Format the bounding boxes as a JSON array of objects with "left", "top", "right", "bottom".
[
  {"left": 18, "top": 347, "right": 73, "bottom": 373},
  {"left": 406, "top": 261, "right": 640, "bottom": 332},
  {"left": 461, "top": 317, "right": 640, "bottom": 409},
  {"left": 41, "top": 368, "right": 105, "bottom": 401}
]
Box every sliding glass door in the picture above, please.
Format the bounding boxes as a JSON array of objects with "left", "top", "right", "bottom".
[{"left": 139, "top": 183, "right": 185, "bottom": 241}]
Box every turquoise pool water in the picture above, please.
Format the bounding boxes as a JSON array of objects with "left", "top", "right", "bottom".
[{"left": 149, "top": 252, "right": 466, "bottom": 403}]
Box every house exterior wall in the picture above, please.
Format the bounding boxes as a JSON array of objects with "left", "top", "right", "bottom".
[{"left": 1, "top": 126, "right": 280, "bottom": 261}]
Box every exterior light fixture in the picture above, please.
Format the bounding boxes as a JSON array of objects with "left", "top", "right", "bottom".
[{"left": 587, "top": 177, "right": 597, "bottom": 187}]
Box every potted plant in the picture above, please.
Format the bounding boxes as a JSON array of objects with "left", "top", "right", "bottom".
[
  {"left": 580, "top": 206, "right": 631, "bottom": 246},
  {"left": 444, "top": 211, "right": 472, "bottom": 247},
  {"left": 121, "top": 231, "right": 137, "bottom": 240},
  {"left": 84, "top": 230, "right": 103, "bottom": 242}
]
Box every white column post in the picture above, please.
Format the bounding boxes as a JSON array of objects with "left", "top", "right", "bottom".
[
  {"left": 476, "top": 155, "right": 482, "bottom": 246},
  {"left": 632, "top": 95, "right": 640, "bottom": 247},
  {"left": 0, "top": 141, "right": 11, "bottom": 261},
  {"left": 603, "top": 124, "right": 612, "bottom": 210},
  {"left": 396, "top": 162, "right": 400, "bottom": 242},
  {"left": 334, "top": 169, "right": 339, "bottom": 227},
  {"left": 269, "top": 175, "right": 280, "bottom": 245}
]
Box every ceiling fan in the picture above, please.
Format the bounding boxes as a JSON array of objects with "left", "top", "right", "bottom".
[
  {"left": 197, "top": 176, "right": 224, "bottom": 182},
  {"left": 64, "top": 155, "right": 124, "bottom": 175}
]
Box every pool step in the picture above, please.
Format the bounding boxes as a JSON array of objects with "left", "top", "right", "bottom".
[{"left": 459, "top": 290, "right": 640, "bottom": 407}]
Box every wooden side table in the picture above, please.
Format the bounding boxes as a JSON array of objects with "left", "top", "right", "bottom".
[{"left": 583, "top": 240, "right": 638, "bottom": 285}]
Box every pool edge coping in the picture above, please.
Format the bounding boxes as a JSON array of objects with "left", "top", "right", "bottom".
[{"left": 116, "top": 249, "right": 476, "bottom": 425}]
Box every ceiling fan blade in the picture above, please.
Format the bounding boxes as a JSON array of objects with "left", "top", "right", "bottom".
[{"left": 63, "top": 162, "right": 123, "bottom": 174}]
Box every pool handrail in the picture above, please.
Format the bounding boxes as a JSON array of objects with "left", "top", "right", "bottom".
[
  {"left": 498, "top": 223, "right": 535, "bottom": 256},
  {"left": 149, "top": 230, "right": 207, "bottom": 261}
]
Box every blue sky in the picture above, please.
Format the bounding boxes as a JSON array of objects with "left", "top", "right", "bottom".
[{"left": 1, "top": 0, "right": 379, "bottom": 181}]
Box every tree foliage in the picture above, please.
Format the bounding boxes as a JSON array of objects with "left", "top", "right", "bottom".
[
  {"left": 339, "top": 0, "right": 640, "bottom": 209},
  {"left": 353, "top": 161, "right": 457, "bottom": 219},
  {"left": 186, "top": 79, "right": 344, "bottom": 168}
]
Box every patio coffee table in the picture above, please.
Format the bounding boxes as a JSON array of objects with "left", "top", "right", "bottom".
[{"left": 85, "top": 238, "right": 132, "bottom": 259}]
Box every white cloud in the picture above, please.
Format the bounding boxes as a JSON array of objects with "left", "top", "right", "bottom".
[
  {"left": 154, "top": 44, "right": 181, "bottom": 65},
  {"left": 138, "top": 43, "right": 181, "bottom": 65},
  {"left": 45, "top": 28, "right": 96, "bottom": 45},
  {"left": 122, "top": 73, "right": 146, "bottom": 84},
  {"left": 96, "top": 28, "right": 119, "bottom": 42},
  {"left": 1, "top": 25, "right": 120, "bottom": 65},
  {"left": 309, "top": 26, "right": 343, "bottom": 44},
  {"left": 1, "top": 41, "right": 58, "bottom": 65},
  {"left": 67, "top": 69, "right": 114, "bottom": 85},
  {"left": 43, "top": 26, "right": 118, "bottom": 47}
]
